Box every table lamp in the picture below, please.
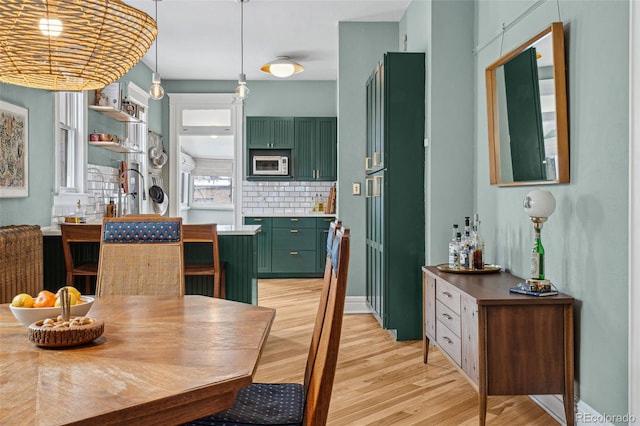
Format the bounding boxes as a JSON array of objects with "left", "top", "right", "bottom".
[{"left": 523, "top": 189, "right": 556, "bottom": 283}]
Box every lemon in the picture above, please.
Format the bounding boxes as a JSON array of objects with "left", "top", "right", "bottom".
[
  {"left": 56, "top": 286, "right": 81, "bottom": 300},
  {"left": 54, "top": 292, "right": 79, "bottom": 307},
  {"left": 11, "top": 293, "right": 35, "bottom": 308}
]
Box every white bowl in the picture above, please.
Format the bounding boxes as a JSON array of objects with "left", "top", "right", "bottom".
[{"left": 9, "top": 296, "right": 95, "bottom": 326}]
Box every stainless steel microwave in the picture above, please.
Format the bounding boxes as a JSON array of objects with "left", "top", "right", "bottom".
[{"left": 252, "top": 155, "right": 289, "bottom": 176}]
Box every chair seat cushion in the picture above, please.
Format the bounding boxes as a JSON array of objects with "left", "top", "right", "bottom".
[{"left": 186, "top": 383, "right": 304, "bottom": 426}]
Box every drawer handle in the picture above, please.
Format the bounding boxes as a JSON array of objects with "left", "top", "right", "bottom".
[
  {"left": 290, "top": 229, "right": 299, "bottom": 233},
  {"left": 324, "top": 230, "right": 329, "bottom": 234},
  {"left": 442, "top": 291, "right": 453, "bottom": 298},
  {"left": 442, "top": 313, "right": 452, "bottom": 320},
  {"left": 254, "top": 218, "right": 262, "bottom": 222},
  {"left": 443, "top": 336, "right": 453, "bottom": 344},
  {"left": 290, "top": 251, "right": 299, "bottom": 255},
  {"left": 290, "top": 218, "right": 299, "bottom": 222}
]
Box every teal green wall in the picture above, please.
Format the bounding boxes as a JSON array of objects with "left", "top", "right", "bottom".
[
  {"left": 0, "top": 83, "right": 55, "bottom": 226},
  {"left": 337, "top": 22, "right": 399, "bottom": 297},
  {"left": 473, "top": 0, "right": 629, "bottom": 420}
]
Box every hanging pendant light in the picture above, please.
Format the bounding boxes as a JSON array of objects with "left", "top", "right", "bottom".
[
  {"left": 261, "top": 56, "right": 304, "bottom": 78},
  {"left": 149, "top": 0, "right": 164, "bottom": 100},
  {"left": 235, "top": 0, "right": 250, "bottom": 100},
  {"left": 0, "top": 0, "right": 157, "bottom": 91}
]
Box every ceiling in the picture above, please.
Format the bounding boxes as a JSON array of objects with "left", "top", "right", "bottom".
[{"left": 124, "top": 0, "right": 410, "bottom": 81}]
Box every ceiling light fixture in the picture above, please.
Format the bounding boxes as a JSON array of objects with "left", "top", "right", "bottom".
[
  {"left": 260, "top": 56, "right": 304, "bottom": 78},
  {"left": 149, "top": 0, "right": 164, "bottom": 100},
  {"left": 0, "top": 0, "right": 157, "bottom": 91},
  {"left": 235, "top": 0, "right": 250, "bottom": 100}
]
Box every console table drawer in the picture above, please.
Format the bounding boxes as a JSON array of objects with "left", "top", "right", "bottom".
[
  {"left": 436, "top": 300, "right": 460, "bottom": 337},
  {"left": 436, "top": 320, "right": 461, "bottom": 365},
  {"left": 436, "top": 279, "right": 461, "bottom": 314}
]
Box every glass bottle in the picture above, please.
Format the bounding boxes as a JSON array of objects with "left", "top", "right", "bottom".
[
  {"left": 448, "top": 224, "right": 459, "bottom": 268},
  {"left": 460, "top": 229, "right": 471, "bottom": 269},
  {"left": 531, "top": 226, "right": 545, "bottom": 279},
  {"left": 452, "top": 232, "right": 462, "bottom": 269},
  {"left": 472, "top": 224, "right": 484, "bottom": 270}
]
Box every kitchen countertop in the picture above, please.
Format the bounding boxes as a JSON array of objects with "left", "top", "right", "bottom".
[
  {"left": 242, "top": 212, "right": 335, "bottom": 218},
  {"left": 40, "top": 224, "right": 261, "bottom": 237}
]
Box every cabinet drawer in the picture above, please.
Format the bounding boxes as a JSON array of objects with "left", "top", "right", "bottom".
[
  {"left": 315, "top": 217, "right": 335, "bottom": 228},
  {"left": 273, "top": 217, "right": 316, "bottom": 228},
  {"left": 436, "top": 280, "right": 461, "bottom": 315},
  {"left": 436, "top": 320, "right": 462, "bottom": 366},
  {"left": 272, "top": 228, "right": 316, "bottom": 251},
  {"left": 436, "top": 300, "right": 460, "bottom": 337},
  {"left": 272, "top": 249, "right": 316, "bottom": 272},
  {"left": 244, "top": 217, "right": 272, "bottom": 229}
]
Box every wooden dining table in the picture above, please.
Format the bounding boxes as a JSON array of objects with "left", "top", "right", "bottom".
[{"left": 0, "top": 295, "right": 275, "bottom": 425}]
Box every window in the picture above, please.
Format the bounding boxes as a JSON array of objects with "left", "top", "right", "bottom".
[
  {"left": 191, "top": 158, "right": 234, "bottom": 207},
  {"left": 54, "top": 92, "right": 86, "bottom": 192}
]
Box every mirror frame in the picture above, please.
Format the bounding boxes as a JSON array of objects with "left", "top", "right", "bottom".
[{"left": 485, "top": 22, "right": 569, "bottom": 186}]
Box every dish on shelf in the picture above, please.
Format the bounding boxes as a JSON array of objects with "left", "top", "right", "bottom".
[{"left": 436, "top": 264, "right": 502, "bottom": 274}]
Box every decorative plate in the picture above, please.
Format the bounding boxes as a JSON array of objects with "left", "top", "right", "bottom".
[
  {"left": 436, "top": 264, "right": 502, "bottom": 274},
  {"left": 28, "top": 317, "right": 104, "bottom": 348}
]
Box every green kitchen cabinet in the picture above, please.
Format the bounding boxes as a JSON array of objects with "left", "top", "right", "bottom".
[
  {"left": 293, "top": 117, "right": 337, "bottom": 181},
  {"left": 365, "top": 52, "right": 425, "bottom": 341},
  {"left": 244, "top": 216, "right": 333, "bottom": 278},
  {"left": 244, "top": 217, "right": 272, "bottom": 273},
  {"left": 246, "top": 117, "right": 294, "bottom": 148}
]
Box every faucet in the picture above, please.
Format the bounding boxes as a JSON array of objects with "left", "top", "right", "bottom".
[{"left": 118, "top": 168, "right": 146, "bottom": 216}]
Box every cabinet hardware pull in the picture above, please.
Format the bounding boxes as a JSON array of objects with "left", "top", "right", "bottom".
[
  {"left": 290, "top": 229, "right": 299, "bottom": 233},
  {"left": 374, "top": 175, "right": 383, "bottom": 197},
  {"left": 443, "top": 336, "right": 453, "bottom": 344},
  {"left": 365, "top": 178, "right": 373, "bottom": 198},
  {"left": 442, "top": 313, "right": 452, "bottom": 320},
  {"left": 290, "top": 218, "right": 299, "bottom": 222},
  {"left": 254, "top": 218, "right": 262, "bottom": 222},
  {"left": 365, "top": 157, "right": 372, "bottom": 171},
  {"left": 290, "top": 251, "right": 298, "bottom": 255},
  {"left": 442, "top": 291, "right": 453, "bottom": 298},
  {"left": 324, "top": 230, "right": 329, "bottom": 234},
  {"left": 373, "top": 151, "right": 383, "bottom": 167}
]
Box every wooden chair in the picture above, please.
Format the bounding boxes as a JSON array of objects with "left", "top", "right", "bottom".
[
  {"left": 186, "top": 227, "right": 351, "bottom": 426},
  {"left": 96, "top": 216, "right": 185, "bottom": 297},
  {"left": 60, "top": 224, "right": 101, "bottom": 294},
  {"left": 183, "top": 223, "right": 226, "bottom": 299}
]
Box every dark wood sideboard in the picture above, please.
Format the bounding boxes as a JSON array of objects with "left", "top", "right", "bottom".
[{"left": 422, "top": 266, "right": 575, "bottom": 426}]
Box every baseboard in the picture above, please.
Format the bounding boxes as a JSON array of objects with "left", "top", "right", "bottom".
[
  {"left": 344, "top": 296, "right": 370, "bottom": 314},
  {"left": 531, "top": 394, "right": 621, "bottom": 426}
]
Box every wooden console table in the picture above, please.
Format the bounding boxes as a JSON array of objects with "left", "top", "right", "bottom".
[{"left": 422, "top": 266, "right": 574, "bottom": 425}]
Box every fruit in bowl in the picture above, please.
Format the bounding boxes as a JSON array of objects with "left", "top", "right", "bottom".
[{"left": 9, "top": 287, "right": 94, "bottom": 326}]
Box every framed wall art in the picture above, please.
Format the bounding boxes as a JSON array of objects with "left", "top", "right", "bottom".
[{"left": 0, "top": 100, "right": 29, "bottom": 198}]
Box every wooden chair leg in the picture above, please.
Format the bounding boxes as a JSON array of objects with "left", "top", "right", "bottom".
[{"left": 84, "top": 276, "right": 91, "bottom": 295}]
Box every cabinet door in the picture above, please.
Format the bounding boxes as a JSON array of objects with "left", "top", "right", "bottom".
[
  {"left": 315, "top": 118, "right": 337, "bottom": 181},
  {"left": 244, "top": 217, "right": 272, "bottom": 273},
  {"left": 293, "top": 117, "right": 316, "bottom": 180},
  {"left": 247, "top": 117, "right": 272, "bottom": 148},
  {"left": 461, "top": 294, "right": 479, "bottom": 384},
  {"left": 271, "top": 117, "right": 294, "bottom": 148}
]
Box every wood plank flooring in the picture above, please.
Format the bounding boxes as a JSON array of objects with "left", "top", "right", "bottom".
[{"left": 253, "top": 278, "right": 560, "bottom": 426}]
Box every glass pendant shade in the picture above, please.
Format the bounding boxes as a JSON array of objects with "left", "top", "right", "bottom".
[
  {"left": 523, "top": 189, "right": 556, "bottom": 219},
  {"left": 260, "top": 56, "right": 304, "bottom": 78},
  {"left": 149, "top": 72, "right": 164, "bottom": 100},
  {"left": 0, "top": 0, "right": 156, "bottom": 91},
  {"left": 236, "top": 73, "right": 250, "bottom": 99}
]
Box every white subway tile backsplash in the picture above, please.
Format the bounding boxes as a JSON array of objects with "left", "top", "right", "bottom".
[{"left": 242, "top": 180, "right": 335, "bottom": 216}]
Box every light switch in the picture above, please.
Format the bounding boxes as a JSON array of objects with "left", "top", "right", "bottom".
[{"left": 352, "top": 182, "right": 361, "bottom": 196}]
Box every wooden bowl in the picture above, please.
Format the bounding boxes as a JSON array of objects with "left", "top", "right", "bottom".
[{"left": 28, "top": 317, "right": 104, "bottom": 348}]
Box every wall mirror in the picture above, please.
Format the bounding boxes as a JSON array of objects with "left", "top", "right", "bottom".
[{"left": 486, "top": 22, "right": 569, "bottom": 186}]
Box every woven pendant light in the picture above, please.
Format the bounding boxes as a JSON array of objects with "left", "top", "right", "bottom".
[{"left": 0, "top": 0, "right": 157, "bottom": 91}]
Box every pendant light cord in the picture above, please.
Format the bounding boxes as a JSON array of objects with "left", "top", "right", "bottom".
[
  {"left": 155, "top": 0, "right": 159, "bottom": 73},
  {"left": 240, "top": 0, "right": 244, "bottom": 75}
]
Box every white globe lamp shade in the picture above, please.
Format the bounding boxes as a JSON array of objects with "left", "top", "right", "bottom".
[{"left": 523, "top": 189, "right": 556, "bottom": 219}]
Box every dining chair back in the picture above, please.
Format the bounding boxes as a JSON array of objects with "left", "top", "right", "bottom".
[
  {"left": 183, "top": 223, "right": 226, "bottom": 299},
  {"left": 60, "top": 224, "right": 101, "bottom": 294},
  {"left": 186, "top": 226, "right": 351, "bottom": 426},
  {"left": 96, "top": 216, "right": 185, "bottom": 297}
]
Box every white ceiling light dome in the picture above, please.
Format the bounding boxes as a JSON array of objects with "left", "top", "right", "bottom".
[{"left": 261, "top": 56, "right": 304, "bottom": 78}]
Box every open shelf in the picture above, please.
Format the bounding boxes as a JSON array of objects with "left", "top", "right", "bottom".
[
  {"left": 88, "top": 105, "right": 140, "bottom": 122},
  {"left": 89, "top": 141, "right": 143, "bottom": 154}
]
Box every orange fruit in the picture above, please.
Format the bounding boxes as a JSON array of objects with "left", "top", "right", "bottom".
[
  {"left": 33, "top": 290, "right": 56, "bottom": 308},
  {"left": 11, "top": 293, "right": 35, "bottom": 308}
]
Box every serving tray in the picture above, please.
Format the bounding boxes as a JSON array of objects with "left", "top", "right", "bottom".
[{"left": 436, "top": 264, "right": 502, "bottom": 274}]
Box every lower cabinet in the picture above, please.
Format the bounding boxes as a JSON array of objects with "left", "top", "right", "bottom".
[
  {"left": 244, "top": 216, "right": 334, "bottom": 277},
  {"left": 422, "top": 266, "right": 576, "bottom": 426}
]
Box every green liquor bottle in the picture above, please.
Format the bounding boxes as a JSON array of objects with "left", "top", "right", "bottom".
[{"left": 531, "top": 227, "right": 545, "bottom": 279}]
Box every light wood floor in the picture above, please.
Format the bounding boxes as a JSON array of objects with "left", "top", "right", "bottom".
[{"left": 253, "top": 278, "right": 560, "bottom": 426}]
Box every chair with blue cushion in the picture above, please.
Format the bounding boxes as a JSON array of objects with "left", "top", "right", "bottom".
[
  {"left": 96, "top": 216, "right": 185, "bottom": 296},
  {"left": 185, "top": 226, "right": 351, "bottom": 426}
]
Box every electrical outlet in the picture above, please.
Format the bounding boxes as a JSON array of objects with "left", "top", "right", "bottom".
[{"left": 352, "top": 182, "right": 361, "bottom": 196}]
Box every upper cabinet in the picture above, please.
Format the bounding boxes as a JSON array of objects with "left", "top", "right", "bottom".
[
  {"left": 246, "top": 116, "right": 294, "bottom": 148},
  {"left": 293, "top": 117, "right": 337, "bottom": 181}
]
